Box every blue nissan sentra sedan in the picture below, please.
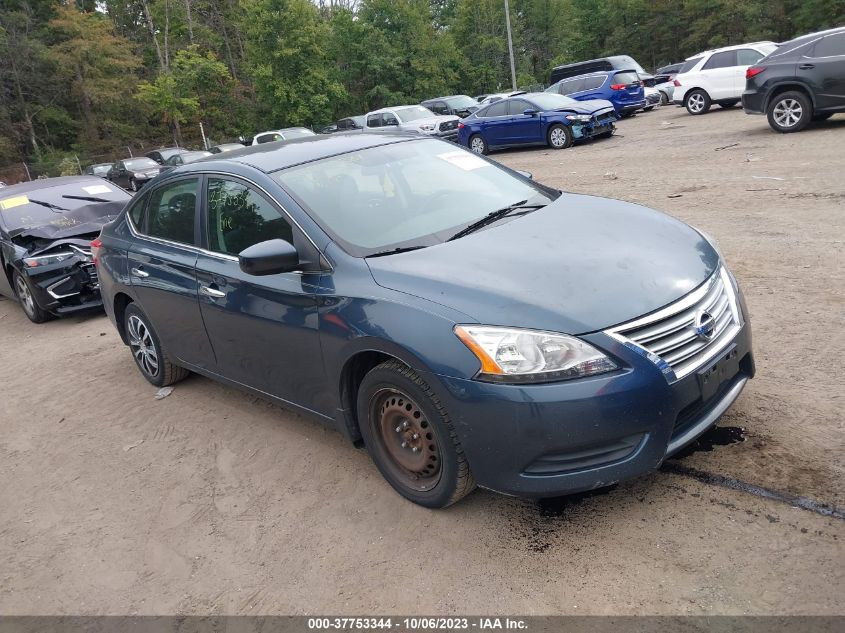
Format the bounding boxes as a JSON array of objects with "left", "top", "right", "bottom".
[
  {"left": 457, "top": 92, "right": 618, "bottom": 154},
  {"left": 94, "top": 133, "right": 754, "bottom": 508}
]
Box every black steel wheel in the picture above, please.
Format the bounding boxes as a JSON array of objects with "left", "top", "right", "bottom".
[{"left": 357, "top": 360, "right": 475, "bottom": 508}]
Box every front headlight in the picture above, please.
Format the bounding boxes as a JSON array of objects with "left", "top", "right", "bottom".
[
  {"left": 565, "top": 114, "right": 592, "bottom": 122},
  {"left": 23, "top": 251, "right": 75, "bottom": 267},
  {"left": 454, "top": 325, "right": 618, "bottom": 383},
  {"left": 133, "top": 172, "right": 148, "bottom": 179}
]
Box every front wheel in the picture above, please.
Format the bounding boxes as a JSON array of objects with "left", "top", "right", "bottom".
[
  {"left": 13, "top": 270, "right": 49, "bottom": 323},
  {"left": 685, "top": 89, "right": 711, "bottom": 115},
  {"left": 767, "top": 91, "right": 812, "bottom": 133},
  {"left": 124, "top": 303, "right": 190, "bottom": 387},
  {"left": 468, "top": 134, "right": 488, "bottom": 155},
  {"left": 547, "top": 123, "right": 573, "bottom": 149},
  {"left": 357, "top": 360, "right": 475, "bottom": 508}
]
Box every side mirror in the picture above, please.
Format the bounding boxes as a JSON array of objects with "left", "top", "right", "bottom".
[
  {"left": 239, "top": 239, "right": 299, "bottom": 276},
  {"left": 523, "top": 108, "right": 538, "bottom": 117},
  {"left": 515, "top": 170, "right": 533, "bottom": 180}
]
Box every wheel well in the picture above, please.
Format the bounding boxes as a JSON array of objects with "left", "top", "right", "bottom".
[
  {"left": 766, "top": 83, "right": 814, "bottom": 111},
  {"left": 339, "top": 350, "right": 399, "bottom": 445},
  {"left": 113, "top": 292, "right": 134, "bottom": 343}
]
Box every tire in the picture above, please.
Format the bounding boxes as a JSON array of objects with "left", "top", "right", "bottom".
[
  {"left": 468, "top": 134, "right": 488, "bottom": 155},
  {"left": 643, "top": 105, "right": 655, "bottom": 112},
  {"left": 659, "top": 91, "right": 669, "bottom": 106},
  {"left": 129, "top": 178, "right": 138, "bottom": 192},
  {"left": 685, "top": 89, "right": 711, "bottom": 115},
  {"left": 719, "top": 100, "right": 739, "bottom": 108},
  {"left": 767, "top": 90, "right": 812, "bottom": 133},
  {"left": 357, "top": 360, "right": 475, "bottom": 508},
  {"left": 547, "top": 123, "right": 573, "bottom": 149},
  {"left": 12, "top": 270, "right": 49, "bottom": 323},
  {"left": 123, "top": 303, "right": 190, "bottom": 387},
  {"left": 597, "top": 129, "right": 614, "bottom": 139},
  {"left": 812, "top": 112, "right": 833, "bottom": 122}
]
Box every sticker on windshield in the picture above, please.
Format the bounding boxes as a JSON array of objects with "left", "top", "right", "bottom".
[
  {"left": 83, "top": 185, "right": 112, "bottom": 195},
  {"left": 436, "top": 150, "right": 489, "bottom": 171},
  {"left": 0, "top": 195, "right": 29, "bottom": 210}
]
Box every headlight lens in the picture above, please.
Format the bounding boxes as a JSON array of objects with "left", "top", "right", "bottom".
[
  {"left": 454, "top": 325, "right": 617, "bottom": 383},
  {"left": 23, "top": 251, "right": 75, "bottom": 267},
  {"left": 565, "top": 114, "right": 592, "bottom": 122}
]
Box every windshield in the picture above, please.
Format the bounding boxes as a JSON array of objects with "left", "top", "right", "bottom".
[
  {"left": 0, "top": 180, "right": 129, "bottom": 231},
  {"left": 125, "top": 158, "right": 159, "bottom": 170},
  {"left": 394, "top": 106, "right": 435, "bottom": 122},
  {"left": 528, "top": 93, "right": 579, "bottom": 110},
  {"left": 273, "top": 139, "right": 556, "bottom": 256},
  {"left": 446, "top": 96, "right": 478, "bottom": 109}
]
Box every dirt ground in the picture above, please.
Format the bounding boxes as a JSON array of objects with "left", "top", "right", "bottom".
[{"left": 0, "top": 107, "right": 843, "bottom": 616}]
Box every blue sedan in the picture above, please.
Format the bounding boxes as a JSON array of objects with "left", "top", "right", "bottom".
[
  {"left": 457, "top": 92, "right": 618, "bottom": 154},
  {"left": 95, "top": 133, "right": 753, "bottom": 508}
]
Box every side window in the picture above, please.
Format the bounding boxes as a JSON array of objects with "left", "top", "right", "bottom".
[
  {"left": 128, "top": 190, "right": 150, "bottom": 230},
  {"left": 382, "top": 112, "right": 399, "bottom": 126},
  {"left": 145, "top": 178, "right": 198, "bottom": 245},
  {"left": 703, "top": 50, "right": 737, "bottom": 69},
  {"left": 431, "top": 101, "right": 448, "bottom": 114},
  {"left": 337, "top": 119, "right": 350, "bottom": 130},
  {"left": 206, "top": 178, "right": 294, "bottom": 256},
  {"left": 558, "top": 77, "right": 585, "bottom": 95},
  {"left": 367, "top": 114, "right": 382, "bottom": 128},
  {"left": 583, "top": 75, "right": 605, "bottom": 90},
  {"left": 507, "top": 99, "right": 532, "bottom": 115},
  {"left": 814, "top": 33, "right": 845, "bottom": 57},
  {"left": 256, "top": 133, "right": 280, "bottom": 144},
  {"left": 485, "top": 101, "right": 508, "bottom": 117},
  {"left": 736, "top": 48, "right": 764, "bottom": 65}
]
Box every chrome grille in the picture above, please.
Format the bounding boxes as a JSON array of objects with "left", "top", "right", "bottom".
[
  {"left": 439, "top": 120, "right": 459, "bottom": 132},
  {"left": 606, "top": 268, "right": 742, "bottom": 381}
]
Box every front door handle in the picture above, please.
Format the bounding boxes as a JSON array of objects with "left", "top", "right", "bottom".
[
  {"left": 130, "top": 267, "right": 149, "bottom": 278},
  {"left": 200, "top": 285, "right": 226, "bottom": 299},
  {"left": 799, "top": 63, "right": 815, "bottom": 70}
]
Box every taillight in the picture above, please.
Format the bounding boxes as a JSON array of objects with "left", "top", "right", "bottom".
[
  {"left": 610, "top": 83, "right": 625, "bottom": 91},
  {"left": 746, "top": 66, "right": 764, "bottom": 79},
  {"left": 639, "top": 80, "right": 644, "bottom": 87},
  {"left": 90, "top": 237, "right": 103, "bottom": 265},
  {"left": 673, "top": 79, "right": 681, "bottom": 87},
  {"left": 458, "top": 122, "right": 464, "bottom": 129}
]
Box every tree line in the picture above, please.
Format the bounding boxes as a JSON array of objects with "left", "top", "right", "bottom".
[{"left": 1, "top": 0, "right": 841, "bottom": 174}]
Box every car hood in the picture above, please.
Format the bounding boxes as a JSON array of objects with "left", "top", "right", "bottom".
[
  {"left": 558, "top": 99, "right": 616, "bottom": 114},
  {"left": 9, "top": 200, "right": 125, "bottom": 245},
  {"left": 366, "top": 193, "right": 718, "bottom": 334}
]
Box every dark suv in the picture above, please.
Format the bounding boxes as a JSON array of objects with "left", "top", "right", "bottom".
[{"left": 743, "top": 27, "right": 845, "bottom": 132}]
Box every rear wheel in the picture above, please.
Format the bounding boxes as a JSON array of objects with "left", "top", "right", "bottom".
[
  {"left": 767, "top": 91, "right": 811, "bottom": 133},
  {"left": 468, "top": 134, "right": 488, "bottom": 155},
  {"left": 685, "top": 89, "right": 711, "bottom": 115},
  {"left": 547, "top": 123, "right": 573, "bottom": 149},
  {"left": 357, "top": 360, "right": 475, "bottom": 508},
  {"left": 124, "top": 303, "right": 190, "bottom": 387},
  {"left": 13, "top": 270, "right": 49, "bottom": 323}
]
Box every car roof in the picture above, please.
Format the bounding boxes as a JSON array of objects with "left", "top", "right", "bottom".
[
  {"left": 0, "top": 176, "right": 112, "bottom": 196},
  {"left": 369, "top": 105, "right": 428, "bottom": 114},
  {"left": 697, "top": 41, "right": 776, "bottom": 56},
  {"left": 192, "top": 132, "right": 420, "bottom": 173}
]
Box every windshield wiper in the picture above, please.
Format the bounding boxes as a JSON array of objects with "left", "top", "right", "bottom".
[
  {"left": 447, "top": 200, "right": 545, "bottom": 242},
  {"left": 62, "top": 195, "right": 111, "bottom": 203},
  {"left": 27, "top": 199, "right": 68, "bottom": 212},
  {"left": 365, "top": 245, "right": 427, "bottom": 258}
]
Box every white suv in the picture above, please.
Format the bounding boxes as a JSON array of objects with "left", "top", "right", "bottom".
[{"left": 673, "top": 41, "right": 778, "bottom": 115}]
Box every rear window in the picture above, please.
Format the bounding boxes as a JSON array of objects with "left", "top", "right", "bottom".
[
  {"left": 678, "top": 57, "right": 703, "bottom": 73},
  {"left": 612, "top": 71, "right": 640, "bottom": 85},
  {"left": 582, "top": 75, "right": 606, "bottom": 90}
]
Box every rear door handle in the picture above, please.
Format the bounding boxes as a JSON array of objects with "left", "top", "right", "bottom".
[
  {"left": 130, "top": 267, "right": 149, "bottom": 278},
  {"left": 799, "top": 64, "right": 815, "bottom": 70},
  {"left": 200, "top": 285, "right": 226, "bottom": 299}
]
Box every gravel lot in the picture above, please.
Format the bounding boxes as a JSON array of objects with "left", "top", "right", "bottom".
[{"left": 1, "top": 107, "right": 843, "bottom": 616}]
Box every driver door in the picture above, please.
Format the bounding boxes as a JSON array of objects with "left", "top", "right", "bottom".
[{"left": 505, "top": 98, "right": 543, "bottom": 144}]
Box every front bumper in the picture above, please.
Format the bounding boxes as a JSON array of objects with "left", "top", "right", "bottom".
[
  {"left": 619, "top": 100, "right": 647, "bottom": 114},
  {"left": 23, "top": 258, "right": 103, "bottom": 315},
  {"left": 428, "top": 321, "right": 753, "bottom": 497}
]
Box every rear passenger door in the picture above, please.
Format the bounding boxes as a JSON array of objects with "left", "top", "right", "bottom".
[
  {"left": 194, "top": 176, "right": 326, "bottom": 408},
  {"left": 127, "top": 176, "right": 217, "bottom": 369},
  {"left": 477, "top": 100, "right": 510, "bottom": 146},
  {"left": 700, "top": 50, "right": 738, "bottom": 99}
]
